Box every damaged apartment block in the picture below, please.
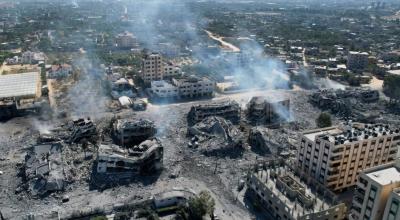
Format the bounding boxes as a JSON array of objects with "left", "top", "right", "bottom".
[
  {"left": 96, "top": 138, "right": 163, "bottom": 177},
  {"left": 22, "top": 142, "right": 65, "bottom": 197},
  {"left": 112, "top": 119, "right": 157, "bottom": 146},
  {"left": 187, "top": 99, "right": 241, "bottom": 125},
  {"left": 246, "top": 96, "right": 290, "bottom": 125},
  {"left": 67, "top": 118, "right": 97, "bottom": 144}
]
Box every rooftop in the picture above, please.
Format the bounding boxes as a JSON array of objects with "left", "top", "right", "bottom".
[
  {"left": 251, "top": 168, "right": 337, "bottom": 218},
  {"left": 303, "top": 122, "right": 400, "bottom": 145},
  {"left": 0, "top": 72, "right": 41, "bottom": 99},
  {"left": 365, "top": 163, "right": 400, "bottom": 186}
]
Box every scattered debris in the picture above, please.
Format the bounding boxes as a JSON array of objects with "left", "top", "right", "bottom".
[
  {"left": 23, "top": 142, "right": 65, "bottom": 197},
  {"left": 248, "top": 127, "right": 282, "bottom": 155},
  {"left": 188, "top": 116, "right": 243, "bottom": 151}
]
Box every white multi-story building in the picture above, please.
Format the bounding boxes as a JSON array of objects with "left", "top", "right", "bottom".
[
  {"left": 164, "top": 62, "right": 181, "bottom": 78},
  {"left": 350, "top": 160, "right": 400, "bottom": 220},
  {"left": 141, "top": 53, "right": 165, "bottom": 83},
  {"left": 347, "top": 51, "right": 369, "bottom": 71},
  {"left": 115, "top": 31, "right": 138, "bottom": 49},
  {"left": 172, "top": 76, "right": 215, "bottom": 98},
  {"left": 296, "top": 121, "right": 400, "bottom": 192},
  {"left": 150, "top": 80, "right": 179, "bottom": 98}
]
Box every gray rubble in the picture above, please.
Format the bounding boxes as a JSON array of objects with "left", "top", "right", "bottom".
[{"left": 188, "top": 116, "right": 243, "bottom": 150}]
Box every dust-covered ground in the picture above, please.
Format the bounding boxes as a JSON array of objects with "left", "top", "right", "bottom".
[{"left": 1, "top": 88, "right": 397, "bottom": 219}]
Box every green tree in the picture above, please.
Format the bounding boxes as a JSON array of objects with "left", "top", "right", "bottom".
[
  {"left": 188, "top": 191, "right": 216, "bottom": 220},
  {"left": 316, "top": 112, "right": 332, "bottom": 128},
  {"left": 383, "top": 75, "right": 400, "bottom": 103}
]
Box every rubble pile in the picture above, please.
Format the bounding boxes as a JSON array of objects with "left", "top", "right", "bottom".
[
  {"left": 188, "top": 116, "right": 243, "bottom": 150},
  {"left": 66, "top": 118, "right": 97, "bottom": 144},
  {"left": 187, "top": 100, "right": 241, "bottom": 125},
  {"left": 248, "top": 127, "right": 282, "bottom": 155},
  {"left": 22, "top": 142, "right": 66, "bottom": 197},
  {"left": 310, "top": 88, "right": 380, "bottom": 118},
  {"left": 112, "top": 118, "right": 157, "bottom": 146}
]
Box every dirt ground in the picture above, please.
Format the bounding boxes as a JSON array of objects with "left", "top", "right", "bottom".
[{"left": 1, "top": 88, "right": 396, "bottom": 219}]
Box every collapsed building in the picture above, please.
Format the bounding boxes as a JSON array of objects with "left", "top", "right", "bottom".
[
  {"left": 310, "top": 88, "right": 379, "bottom": 118},
  {"left": 0, "top": 72, "right": 45, "bottom": 119},
  {"left": 23, "top": 142, "right": 65, "bottom": 197},
  {"left": 96, "top": 138, "right": 163, "bottom": 176},
  {"left": 247, "top": 162, "right": 347, "bottom": 220},
  {"left": 188, "top": 116, "right": 243, "bottom": 149},
  {"left": 248, "top": 127, "right": 283, "bottom": 155},
  {"left": 187, "top": 100, "right": 241, "bottom": 125},
  {"left": 112, "top": 119, "right": 156, "bottom": 146},
  {"left": 67, "top": 118, "right": 97, "bottom": 144},
  {"left": 246, "top": 96, "right": 290, "bottom": 125}
]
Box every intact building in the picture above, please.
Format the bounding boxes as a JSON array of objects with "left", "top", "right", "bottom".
[
  {"left": 172, "top": 76, "right": 215, "bottom": 99},
  {"left": 247, "top": 163, "right": 347, "bottom": 220},
  {"left": 115, "top": 31, "right": 138, "bottom": 49},
  {"left": 347, "top": 51, "right": 369, "bottom": 71},
  {"left": 0, "top": 72, "right": 43, "bottom": 119},
  {"left": 350, "top": 160, "right": 400, "bottom": 220},
  {"left": 150, "top": 80, "right": 179, "bottom": 99},
  {"left": 164, "top": 62, "right": 181, "bottom": 78},
  {"left": 296, "top": 121, "right": 399, "bottom": 192},
  {"left": 141, "top": 53, "right": 165, "bottom": 83}
]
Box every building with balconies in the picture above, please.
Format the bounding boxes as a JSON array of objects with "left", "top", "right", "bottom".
[
  {"left": 296, "top": 121, "right": 400, "bottom": 192},
  {"left": 350, "top": 159, "right": 400, "bottom": 220}
]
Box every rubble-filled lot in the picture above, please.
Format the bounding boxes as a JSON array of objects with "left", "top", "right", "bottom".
[{"left": 1, "top": 89, "right": 400, "bottom": 219}]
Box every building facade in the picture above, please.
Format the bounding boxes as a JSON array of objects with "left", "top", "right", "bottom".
[
  {"left": 115, "top": 31, "right": 137, "bottom": 49},
  {"left": 172, "top": 76, "right": 215, "bottom": 99},
  {"left": 350, "top": 160, "right": 400, "bottom": 220},
  {"left": 150, "top": 80, "right": 179, "bottom": 98},
  {"left": 247, "top": 165, "right": 347, "bottom": 220},
  {"left": 296, "top": 121, "right": 399, "bottom": 192},
  {"left": 141, "top": 53, "right": 165, "bottom": 83},
  {"left": 347, "top": 51, "right": 369, "bottom": 71}
]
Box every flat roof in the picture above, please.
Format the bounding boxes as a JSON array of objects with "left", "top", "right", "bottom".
[
  {"left": 0, "top": 72, "right": 40, "bottom": 99},
  {"left": 366, "top": 167, "right": 400, "bottom": 185}
]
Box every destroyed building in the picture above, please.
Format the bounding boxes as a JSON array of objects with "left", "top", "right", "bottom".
[
  {"left": 248, "top": 127, "right": 283, "bottom": 155},
  {"left": 23, "top": 142, "right": 65, "bottom": 197},
  {"left": 187, "top": 100, "right": 241, "bottom": 125},
  {"left": 0, "top": 72, "right": 45, "bottom": 119},
  {"left": 247, "top": 163, "right": 347, "bottom": 220},
  {"left": 112, "top": 119, "right": 156, "bottom": 146},
  {"left": 96, "top": 138, "right": 163, "bottom": 176},
  {"left": 309, "top": 88, "right": 379, "bottom": 118},
  {"left": 67, "top": 118, "right": 97, "bottom": 144},
  {"left": 188, "top": 116, "right": 243, "bottom": 149},
  {"left": 246, "top": 96, "right": 290, "bottom": 124}
]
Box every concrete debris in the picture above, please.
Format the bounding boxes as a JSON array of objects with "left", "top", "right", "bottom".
[
  {"left": 246, "top": 96, "right": 290, "bottom": 125},
  {"left": 96, "top": 138, "right": 163, "bottom": 176},
  {"left": 248, "top": 127, "right": 282, "bottom": 155},
  {"left": 187, "top": 99, "right": 241, "bottom": 125},
  {"left": 23, "top": 142, "right": 65, "bottom": 197},
  {"left": 66, "top": 118, "right": 97, "bottom": 144},
  {"left": 112, "top": 119, "right": 156, "bottom": 146},
  {"left": 188, "top": 116, "right": 243, "bottom": 149}
]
